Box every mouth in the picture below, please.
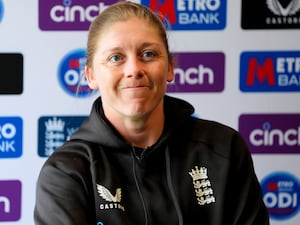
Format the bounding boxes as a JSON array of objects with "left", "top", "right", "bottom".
[
  {"left": 122, "top": 86, "right": 150, "bottom": 93},
  {"left": 121, "top": 83, "right": 151, "bottom": 89}
]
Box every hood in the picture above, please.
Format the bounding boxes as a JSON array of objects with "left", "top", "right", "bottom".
[{"left": 71, "top": 95, "right": 194, "bottom": 148}]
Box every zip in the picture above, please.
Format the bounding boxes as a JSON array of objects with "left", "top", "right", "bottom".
[
  {"left": 130, "top": 148, "right": 149, "bottom": 225},
  {"left": 165, "top": 146, "right": 183, "bottom": 225}
]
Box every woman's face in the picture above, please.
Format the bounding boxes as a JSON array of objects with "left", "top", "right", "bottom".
[{"left": 85, "top": 17, "right": 174, "bottom": 120}]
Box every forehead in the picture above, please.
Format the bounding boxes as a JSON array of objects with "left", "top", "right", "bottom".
[{"left": 96, "top": 17, "right": 163, "bottom": 49}]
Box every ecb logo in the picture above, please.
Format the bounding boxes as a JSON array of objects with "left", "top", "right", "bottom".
[
  {"left": 0, "top": 117, "right": 22, "bottom": 158},
  {"left": 261, "top": 172, "right": 300, "bottom": 220},
  {"left": 38, "top": 116, "right": 87, "bottom": 157},
  {"left": 58, "top": 49, "right": 95, "bottom": 97},
  {"left": 141, "top": 0, "right": 226, "bottom": 30}
]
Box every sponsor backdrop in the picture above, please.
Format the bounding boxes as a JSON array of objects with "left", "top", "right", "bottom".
[{"left": 0, "top": 0, "right": 299, "bottom": 224}]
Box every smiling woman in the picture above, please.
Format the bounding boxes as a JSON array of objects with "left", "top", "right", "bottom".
[
  {"left": 34, "top": 2, "right": 270, "bottom": 225},
  {"left": 84, "top": 6, "right": 174, "bottom": 145}
]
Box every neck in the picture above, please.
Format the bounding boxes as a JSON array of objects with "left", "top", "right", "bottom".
[{"left": 104, "top": 104, "right": 165, "bottom": 149}]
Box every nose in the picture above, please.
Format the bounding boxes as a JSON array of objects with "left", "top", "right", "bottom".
[{"left": 124, "top": 56, "right": 144, "bottom": 78}]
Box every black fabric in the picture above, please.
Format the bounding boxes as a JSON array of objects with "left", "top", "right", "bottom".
[{"left": 34, "top": 95, "right": 270, "bottom": 225}]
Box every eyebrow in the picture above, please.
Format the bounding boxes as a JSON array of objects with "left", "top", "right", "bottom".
[
  {"left": 139, "top": 42, "right": 162, "bottom": 49},
  {"left": 101, "top": 42, "right": 162, "bottom": 55}
]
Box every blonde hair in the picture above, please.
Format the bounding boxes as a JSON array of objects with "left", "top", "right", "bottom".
[{"left": 85, "top": 1, "right": 171, "bottom": 67}]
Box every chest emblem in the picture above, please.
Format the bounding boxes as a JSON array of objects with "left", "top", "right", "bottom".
[
  {"left": 96, "top": 184, "right": 125, "bottom": 211},
  {"left": 189, "top": 166, "right": 216, "bottom": 206}
]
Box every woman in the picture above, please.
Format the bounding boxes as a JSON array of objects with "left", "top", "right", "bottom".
[{"left": 34, "top": 2, "right": 269, "bottom": 225}]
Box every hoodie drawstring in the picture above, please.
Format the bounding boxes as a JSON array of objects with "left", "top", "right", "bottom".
[{"left": 165, "top": 146, "right": 184, "bottom": 225}]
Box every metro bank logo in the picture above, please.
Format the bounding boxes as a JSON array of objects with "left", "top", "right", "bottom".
[
  {"left": 167, "top": 52, "right": 225, "bottom": 92},
  {"left": 239, "top": 114, "right": 300, "bottom": 154},
  {"left": 39, "top": 0, "right": 118, "bottom": 31},
  {"left": 240, "top": 51, "right": 300, "bottom": 92},
  {"left": 141, "top": 0, "right": 226, "bottom": 30},
  {"left": 0, "top": 117, "right": 22, "bottom": 158}
]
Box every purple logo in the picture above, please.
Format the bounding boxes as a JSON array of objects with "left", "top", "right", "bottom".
[
  {"left": 39, "top": 0, "right": 119, "bottom": 31},
  {"left": 0, "top": 180, "right": 21, "bottom": 222},
  {"left": 239, "top": 114, "right": 300, "bottom": 154},
  {"left": 167, "top": 52, "right": 225, "bottom": 92}
]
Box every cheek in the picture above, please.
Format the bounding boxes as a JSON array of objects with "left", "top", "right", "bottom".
[
  {"left": 94, "top": 67, "right": 120, "bottom": 89},
  {"left": 93, "top": 65, "right": 107, "bottom": 83},
  {"left": 153, "top": 64, "right": 170, "bottom": 82}
]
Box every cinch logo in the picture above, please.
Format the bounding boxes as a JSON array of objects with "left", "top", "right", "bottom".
[
  {"left": 239, "top": 114, "right": 300, "bottom": 154},
  {"left": 38, "top": 116, "right": 87, "bottom": 157},
  {"left": 261, "top": 172, "right": 300, "bottom": 220},
  {"left": 0, "top": 117, "right": 22, "bottom": 158},
  {"left": 0, "top": 0, "right": 4, "bottom": 23},
  {"left": 39, "top": 0, "right": 119, "bottom": 30},
  {"left": 58, "top": 49, "right": 95, "bottom": 97},
  {"left": 242, "top": 0, "right": 300, "bottom": 29},
  {"left": 141, "top": 0, "right": 226, "bottom": 30},
  {"left": 167, "top": 52, "right": 225, "bottom": 92},
  {"left": 0, "top": 180, "right": 21, "bottom": 222},
  {"left": 240, "top": 51, "right": 300, "bottom": 92}
]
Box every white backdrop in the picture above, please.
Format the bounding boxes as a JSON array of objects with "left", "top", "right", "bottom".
[{"left": 0, "top": 0, "right": 300, "bottom": 224}]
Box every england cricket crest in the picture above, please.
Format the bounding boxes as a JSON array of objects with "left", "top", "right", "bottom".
[{"left": 189, "top": 166, "right": 216, "bottom": 206}]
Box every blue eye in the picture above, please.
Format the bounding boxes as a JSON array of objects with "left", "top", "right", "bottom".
[
  {"left": 110, "top": 54, "right": 122, "bottom": 63},
  {"left": 142, "top": 51, "right": 155, "bottom": 59}
]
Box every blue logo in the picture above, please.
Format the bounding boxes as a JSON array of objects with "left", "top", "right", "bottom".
[
  {"left": 261, "top": 171, "right": 300, "bottom": 220},
  {"left": 38, "top": 116, "right": 87, "bottom": 157},
  {"left": 141, "top": 0, "right": 226, "bottom": 30},
  {"left": 58, "top": 49, "right": 95, "bottom": 97},
  {"left": 0, "top": 117, "right": 22, "bottom": 158},
  {"left": 240, "top": 51, "right": 300, "bottom": 92},
  {"left": 0, "top": 0, "right": 4, "bottom": 23}
]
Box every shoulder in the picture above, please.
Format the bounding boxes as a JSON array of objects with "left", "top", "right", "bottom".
[
  {"left": 189, "top": 116, "right": 238, "bottom": 140},
  {"left": 183, "top": 117, "right": 249, "bottom": 158},
  {"left": 41, "top": 139, "right": 96, "bottom": 178}
]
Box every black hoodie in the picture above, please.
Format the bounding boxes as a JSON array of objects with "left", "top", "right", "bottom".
[{"left": 34, "top": 95, "right": 270, "bottom": 225}]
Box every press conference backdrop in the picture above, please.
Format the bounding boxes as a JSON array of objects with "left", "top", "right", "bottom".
[{"left": 1, "top": 0, "right": 300, "bottom": 224}]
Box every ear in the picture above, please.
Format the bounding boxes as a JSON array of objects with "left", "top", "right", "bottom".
[
  {"left": 166, "top": 59, "right": 174, "bottom": 82},
  {"left": 85, "top": 66, "right": 98, "bottom": 90}
]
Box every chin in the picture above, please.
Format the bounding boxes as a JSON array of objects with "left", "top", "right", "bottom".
[{"left": 126, "top": 105, "right": 148, "bottom": 117}]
